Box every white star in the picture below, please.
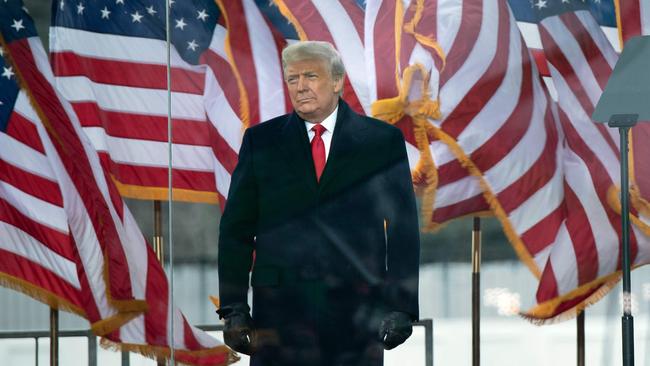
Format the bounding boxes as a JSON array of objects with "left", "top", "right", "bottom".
[
  {"left": 0, "top": 100, "right": 4, "bottom": 106},
  {"left": 131, "top": 11, "right": 143, "bottom": 23},
  {"left": 169, "top": 0, "right": 175, "bottom": 7},
  {"left": 100, "top": 6, "right": 110, "bottom": 19},
  {"left": 116, "top": 0, "right": 124, "bottom": 4},
  {"left": 2, "top": 66, "right": 14, "bottom": 80},
  {"left": 534, "top": 0, "right": 547, "bottom": 9},
  {"left": 60, "top": 0, "right": 64, "bottom": 10},
  {"left": 175, "top": 18, "right": 187, "bottom": 30},
  {"left": 146, "top": 5, "right": 157, "bottom": 15},
  {"left": 76, "top": 2, "right": 85, "bottom": 14},
  {"left": 197, "top": 9, "right": 208, "bottom": 21},
  {"left": 187, "top": 40, "right": 198, "bottom": 51},
  {"left": 10, "top": 19, "right": 25, "bottom": 32}
]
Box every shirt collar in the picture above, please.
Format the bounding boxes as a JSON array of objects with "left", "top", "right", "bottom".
[{"left": 305, "top": 106, "right": 338, "bottom": 133}]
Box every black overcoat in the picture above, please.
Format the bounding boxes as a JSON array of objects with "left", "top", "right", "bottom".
[{"left": 218, "top": 100, "right": 420, "bottom": 366}]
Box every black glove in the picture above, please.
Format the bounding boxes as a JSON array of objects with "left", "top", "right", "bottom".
[
  {"left": 217, "top": 303, "right": 254, "bottom": 355},
  {"left": 378, "top": 311, "right": 413, "bottom": 350}
]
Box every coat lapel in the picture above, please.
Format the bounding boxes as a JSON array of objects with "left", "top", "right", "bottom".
[
  {"left": 318, "top": 101, "right": 367, "bottom": 194},
  {"left": 278, "top": 112, "right": 319, "bottom": 193}
]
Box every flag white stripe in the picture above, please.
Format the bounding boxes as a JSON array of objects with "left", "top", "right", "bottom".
[
  {"left": 81, "top": 128, "right": 214, "bottom": 171},
  {"left": 434, "top": 176, "right": 483, "bottom": 207},
  {"left": 0, "top": 180, "right": 68, "bottom": 233},
  {"left": 55, "top": 77, "right": 206, "bottom": 121},
  {"left": 49, "top": 27, "right": 203, "bottom": 71},
  {"left": 549, "top": 222, "right": 579, "bottom": 295},
  {"left": 541, "top": 16, "right": 603, "bottom": 106},
  {"left": 563, "top": 148, "right": 619, "bottom": 278},
  {"left": 0, "top": 134, "right": 55, "bottom": 182},
  {"left": 574, "top": 11, "right": 618, "bottom": 69},
  {"left": 363, "top": 0, "right": 381, "bottom": 104},
  {"left": 311, "top": 0, "right": 370, "bottom": 112},
  {"left": 438, "top": 0, "right": 499, "bottom": 121},
  {"left": 204, "top": 69, "right": 244, "bottom": 153},
  {"left": 0, "top": 222, "right": 80, "bottom": 289},
  {"left": 548, "top": 64, "right": 620, "bottom": 184},
  {"left": 508, "top": 159, "right": 563, "bottom": 235},
  {"left": 243, "top": 0, "right": 287, "bottom": 121},
  {"left": 436, "top": 0, "right": 463, "bottom": 56},
  {"left": 458, "top": 21, "right": 523, "bottom": 152},
  {"left": 214, "top": 157, "right": 232, "bottom": 199}
]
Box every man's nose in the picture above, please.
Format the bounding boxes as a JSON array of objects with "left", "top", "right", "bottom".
[{"left": 297, "top": 76, "right": 308, "bottom": 91}]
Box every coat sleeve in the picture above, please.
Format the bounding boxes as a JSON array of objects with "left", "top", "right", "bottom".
[
  {"left": 383, "top": 128, "right": 420, "bottom": 320},
  {"left": 218, "top": 129, "right": 257, "bottom": 307}
]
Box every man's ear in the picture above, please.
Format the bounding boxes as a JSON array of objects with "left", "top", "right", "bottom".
[{"left": 333, "top": 77, "right": 344, "bottom": 94}]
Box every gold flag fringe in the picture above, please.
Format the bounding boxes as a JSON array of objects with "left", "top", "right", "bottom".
[
  {"left": 100, "top": 337, "right": 239, "bottom": 366},
  {"left": 607, "top": 185, "right": 650, "bottom": 236},
  {"left": 522, "top": 274, "right": 622, "bottom": 324},
  {"left": 371, "top": 64, "right": 442, "bottom": 232},
  {"left": 111, "top": 176, "right": 219, "bottom": 204}
]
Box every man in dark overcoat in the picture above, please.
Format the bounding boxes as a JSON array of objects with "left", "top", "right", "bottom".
[{"left": 217, "top": 41, "right": 420, "bottom": 366}]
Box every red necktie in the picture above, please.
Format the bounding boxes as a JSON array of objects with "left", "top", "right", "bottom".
[{"left": 311, "top": 124, "right": 326, "bottom": 181}]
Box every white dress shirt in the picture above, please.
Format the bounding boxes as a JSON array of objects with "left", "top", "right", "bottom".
[{"left": 305, "top": 106, "right": 338, "bottom": 162}]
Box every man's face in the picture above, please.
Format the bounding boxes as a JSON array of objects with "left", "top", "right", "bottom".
[{"left": 284, "top": 59, "right": 344, "bottom": 123}]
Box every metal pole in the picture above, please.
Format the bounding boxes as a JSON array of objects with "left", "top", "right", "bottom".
[
  {"left": 577, "top": 311, "right": 585, "bottom": 366},
  {"left": 121, "top": 350, "right": 130, "bottom": 366},
  {"left": 35, "top": 336, "right": 39, "bottom": 366},
  {"left": 472, "top": 217, "right": 481, "bottom": 366},
  {"left": 619, "top": 126, "right": 635, "bottom": 366},
  {"left": 49, "top": 308, "right": 58, "bottom": 366},
  {"left": 88, "top": 333, "right": 97, "bottom": 366},
  {"left": 154, "top": 200, "right": 164, "bottom": 263},
  {"left": 154, "top": 200, "right": 165, "bottom": 366}
]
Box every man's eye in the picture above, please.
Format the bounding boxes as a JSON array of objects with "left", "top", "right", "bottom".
[
  {"left": 308, "top": 74, "right": 318, "bottom": 79},
  {"left": 287, "top": 78, "right": 297, "bottom": 84}
]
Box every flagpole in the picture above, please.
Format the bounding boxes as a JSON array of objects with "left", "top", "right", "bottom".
[
  {"left": 165, "top": 0, "right": 175, "bottom": 364},
  {"left": 50, "top": 307, "right": 58, "bottom": 366},
  {"left": 577, "top": 311, "right": 585, "bottom": 366},
  {"left": 153, "top": 200, "right": 166, "bottom": 366},
  {"left": 472, "top": 217, "right": 481, "bottom": 366}
]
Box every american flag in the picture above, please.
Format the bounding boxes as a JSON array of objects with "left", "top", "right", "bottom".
[
  {"left": 525, "top": 0, "right": 650, "bottom": 320},
  {"left": 0, "top": 2, "right": 234, "bottom": 364},
  {"left": 50, "top": 0, "right": 228, "bottom": 205}
]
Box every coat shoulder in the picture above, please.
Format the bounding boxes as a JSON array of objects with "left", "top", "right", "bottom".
[
  {"left": 244, "top": 113, "right": 290, "bottom": 139},
  {"left": 357, "top": 114, "right": 405, "bottom": 142}
]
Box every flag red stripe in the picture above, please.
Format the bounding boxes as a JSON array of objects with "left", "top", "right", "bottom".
[
  {"left": 496, "top": 105, "right": 558, "bottom": 214},
  {"left": 71, "top": 102, "right": 211, "bottom": 146},
  {"left": 431, "top": 194, "right": 489, "bottom": 224},
  {"left": 0, "top": 248, "right": 84, "bottom": 309},
  {"left": 182, "top": 315, "right": 202, "bottom": 351},
  {"left": 560, "top": 12, "right": 611, "bottom": 90},
  {"left": 538, "top": 24, "right": 619, "bottom": 157},
  {"left": 558, "top": 107, "right": 638, "bottom": 269},
  {"left": 439, "top": 0, "right": 482, "bottom": 86},
  {"left": 0, "top": 159, "right": 63, "bottom": 206},
  {"left": 619, "top": 0, "right": 642, "bottom": 43},
  {"left": 536, "top": 261, "right": 559, "bottom": 302},
  {"left": 471, "top": 42, "right": 535, "bottom": 179},
  {"left": 441, "top": 0, "right": 511, "bottom": 139},
  {"left": 0, "top": 198, "right": 72, "bottom": 259},
  {"left": 10, "top": 39, "right": 136, "bottom": 302},
  {"left": 219, "top": 0, "right": 261, "bottom": 125},
  {"left": 201, "top": 49, "right": 243, "bottom": 121},
  {"left": 51, "top": 52, "right": 205, "bottom": 95},
  {"left": 521, "top": 204, "right": 565, "bottom": 256},
  {"left": 209, "top": 126, "right": 239, "bottom": 174},
  {"left": 340, "top": 0, "right": 365, "bottom": 40},
  {"left": 144, "top": 248, "right": 168, "bottom": 346},
  {"left": 530, "top": 48, "right": 550, "bottom": 77},
  {"left": 6, "top": 112, "right": 45, "bottom": 154},
  {"left": 101, "top": 155, "right": 217, "bottom": 192},
  {"left": 374, "top": 0, "right": 399, "bottom": 99},
  {"left": 563, "top": 185, "right": 599, "bottom": 285}
]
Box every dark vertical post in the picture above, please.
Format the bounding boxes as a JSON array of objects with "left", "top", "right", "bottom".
[
  {"left": 35, "top": 336, "right": 39, "bottom": 366},
  {"left": 121, "top": 350, "right": 130, "bottom": 366},
  {"left": 154, "top": 200, "right": 166, "bottom": 366},
  {"left": 472, "top": 217, "right": 481, "bottom": 366},
  {"left": 49, "top": 308, "right": 58, "bottom": 366},
  {"left": 577, "top": 311, "right": 585, "bottom": 366},
  {"left": 88, "top": 333, "right": 97, "bottom": 366},
  {"left": 619, "top": 126, "right": 634, "bottom": 366}
]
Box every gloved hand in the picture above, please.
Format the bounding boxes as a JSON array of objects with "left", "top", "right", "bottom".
[
  {"left": 217, "top": 303, "right": 254, "bottom": 355},
  {"left": 378, "top": 311, "right": 413, "bottom": 350}
]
